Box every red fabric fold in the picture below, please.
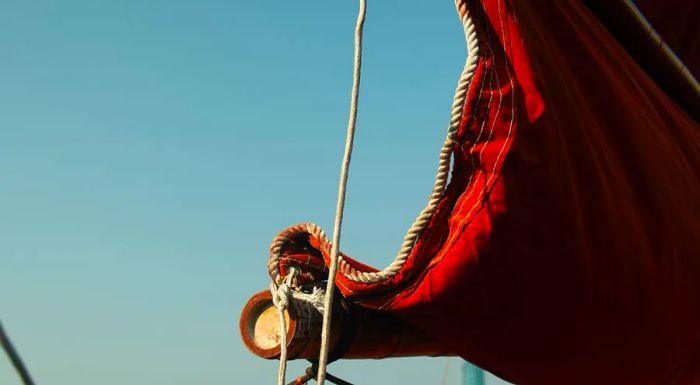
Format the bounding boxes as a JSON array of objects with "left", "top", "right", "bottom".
[{"left": 269, "top": 1, "right": 700, "bottom": 384}]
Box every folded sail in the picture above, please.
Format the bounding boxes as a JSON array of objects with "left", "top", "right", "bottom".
[{"left": 267, "top": 1, "right": 700, "bottom": 384}]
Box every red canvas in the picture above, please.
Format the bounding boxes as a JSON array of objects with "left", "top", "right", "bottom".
[{"left": 267, "top": 1, "right": 700, "bottom": 384}]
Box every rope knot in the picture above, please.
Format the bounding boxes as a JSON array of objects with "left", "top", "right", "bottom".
[
  {"left": 291, "top": 286, "right": 325, "bottom": 314},
  {"left": 270, "top": 282, "right": 290, "bottom": 310},
  {"left": 270, "top": 267, "right": 300, "bottom": 385}
]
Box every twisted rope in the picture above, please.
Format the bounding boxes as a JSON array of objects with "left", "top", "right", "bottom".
[
  {"left": 269, "top": 0, "right": 480, "bottom": 285},
  {"left": 269, "top": 1, "right": 480, "bottom": 382},
  {"left": 271, "top": 269, "right": 297, "bottom": 385}
]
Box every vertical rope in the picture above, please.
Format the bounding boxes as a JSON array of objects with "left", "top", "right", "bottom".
[
  {"left": 316, "top": 0, "right": 367, "bottom": 384},
  {"left": 266, "top": 0, "right": 480, "bottom": 286},
  {"left": 0, "top": 319, "right": 35, "bottom": 385},
  {"left": 271, "top": 268, "right": 296, "bottom": 385}
]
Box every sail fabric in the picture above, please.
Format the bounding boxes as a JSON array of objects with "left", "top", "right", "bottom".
[{"left": 268, "top": 1, "right": 700, "bottom": 384}]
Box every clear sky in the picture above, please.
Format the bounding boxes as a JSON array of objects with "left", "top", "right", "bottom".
[{"left": 0, "top": 1, "right": 511, "bottom": 384}]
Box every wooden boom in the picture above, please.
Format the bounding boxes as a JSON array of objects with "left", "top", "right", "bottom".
[{"left": 240, "top": 290, "right": 455, "bottom": 360}]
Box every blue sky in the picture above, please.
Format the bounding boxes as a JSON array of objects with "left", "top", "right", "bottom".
[{"left": 0, "top": 1, "right": 510, "bottom": 384}]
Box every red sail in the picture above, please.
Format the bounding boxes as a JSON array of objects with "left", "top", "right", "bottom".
[{"left": 268, "top": 1, "right": 700, "bottom": 384}]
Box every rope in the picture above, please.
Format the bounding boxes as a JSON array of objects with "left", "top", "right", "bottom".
[
  {"left": 291, "top": 287, "right": 325, "bottom": 313},
  {"left": 268, "top": 0, "right": 480, "bottom": 286},
  {"left": 0, "top": 319, "right": 36, "bottom": 385},
  {"left": 620, "top": 0, "right": 700, "bottom": 97},
  {"left": 269, "top": 0, "right": 478, "bottom": 382},
  {"left": 316, "top": 0, "right": 367, "bottom": 383},
  {"left": 271, "top": 269, "right": 297, "bottom": 385},
  {"left": 287, "top": 365, "right": 355, "bottom": 385}
]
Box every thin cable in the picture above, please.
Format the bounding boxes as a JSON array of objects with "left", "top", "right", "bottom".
[
  {"left": 316, "top": 0, "right": 366, "bottom": 384},
  {"left": 0, "top": 319, "right": 35, "bottom": 385}
]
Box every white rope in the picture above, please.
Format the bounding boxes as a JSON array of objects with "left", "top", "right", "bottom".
[
  {"left": 291, "top": 287, "right": 326, "bottom": 313},
  {"left": 271, "top": 269, "right": 297, "bottom": 385},
  {"left": 268, "top": 0, "right": 480, "bottom": 286},
  {"left": 316, "top": 0, "right": 367, "bottom": 383},
  {"left": 268, "top": 0, "right": 478, "bottom": 381}
]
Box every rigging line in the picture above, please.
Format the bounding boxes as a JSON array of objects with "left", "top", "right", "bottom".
[
  {"left": 0, "top": 319, "right": 36, "bottom": 385},
  {"left": 286, "top": 365, "right": 355, "bottom": 385},
  {"left": 272, "top": 268, "right": 297, "bottom": 385},
  {"left": 316, "top": 0, "right": 367, "bottom": 384}
]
